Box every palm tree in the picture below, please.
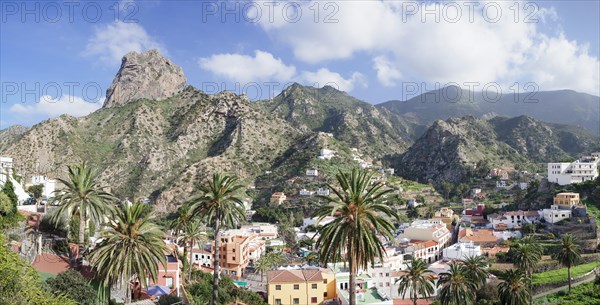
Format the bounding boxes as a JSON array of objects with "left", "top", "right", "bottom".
[
  {"left": 509, "top": 237, "right": 542, "bottom": 303},
  {"left": 178, "top": 220, "right": 207, "bottom": 283},
  {"left": 554, "top": 234, "right": 581, "bottom": 293},
  {"left": 498, "top": 269, "right": 530, "bottom": 305},
  {"left": 169, "top": 204, "right": 194, "bottom": 235},
  {"left": 437, "top": 262, "right": 477, "bottom": 305},
  {"left": 188, "top": 173, "right": 246, "bottom": 305},
  {"left": 462, "top": 255, "right": 490, "bottom": 290},
  {"left": 88, "top": 202, "right": 169, "bottom": 304},
  {"left": 50, "top": 163, "right": 116, "bottom": 258},
  {"left": 254, "top": 256, "right": 270, "bottom": 282},
  {"left": 396, "top": 258, "right": 435, "bottom": 305},
  {"left": 314, "top": 169, "right": 398, "bottom": 305}
]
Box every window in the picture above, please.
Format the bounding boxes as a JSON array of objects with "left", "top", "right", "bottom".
[
  {"left": 311, "top": 297, "right": 318, "bottom": 303},
  {"left": 312, "top": 283, "right": 318, "bottom": 289},
  {"left": 165, "top": 277, "right": 173, "bottom": 288},
  {"left": 294, "top": 284, "right": 300, "bottom": 290},
  {"left": 275, "top": 285, "right": 281, "bottom": 290},
  {"left": 275, "top": 299, "right": 282, "bottom": 305},
  {"left": 293, "top": 298, "right": 299, "bottom": 305},
  {"left": 323, "top": 279, "right": 327, "bottom": 284},
  {"left": 324, "top": 292, "right": 328, "bottom": 297}
]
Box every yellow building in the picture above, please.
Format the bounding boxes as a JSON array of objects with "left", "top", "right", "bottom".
[
  {"left": 267, "top": 269, "right": 336, "bottom": 305},
  {"left": 270, "top": 192, "right": 287, "bottom": 205},
  {"left": 553, "top": 192, "right": 580, "bottom": 209},
  {"left": 432, "top": 207, "right": 458, "bottom": 230}
]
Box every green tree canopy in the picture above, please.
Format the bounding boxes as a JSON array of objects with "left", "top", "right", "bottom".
[
  {"left": 0, "top": 234, "right": 76, "bottom": 305},
  {"left": 44, "top": 270, "right": 96, "bottom": 305}
]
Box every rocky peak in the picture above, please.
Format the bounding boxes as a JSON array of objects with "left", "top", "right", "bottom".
[{"left": 103, "top": 49, "right": 187, "bottom": 108}]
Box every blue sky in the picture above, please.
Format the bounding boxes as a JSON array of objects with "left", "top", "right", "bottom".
[{"left": 1, "top": 0, "right": 599, "bottom": 128}]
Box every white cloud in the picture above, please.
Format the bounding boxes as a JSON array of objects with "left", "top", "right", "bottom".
[
  {"left": 198, "top": 50, "right": 296, "bottom": 83},
  {"left": 250, "top": 0, "right": 599, "bottom": 95},
  {"left": 373, "top": 56, "right": 402, "bottom": 87},
  {"left": 199, "top": 50, "right": 365, "bottom": 92},
  {"left": 301, "top": 69, "right": 366, "bottom": 92},
  {"left": 10, "top": 95, "right": 101, "bottom": 118},
  {"left": 518, "top": 34, "right": 600, "bottom": 95},
  {"left": 83, "top": 21, "right": 165, "bottom": 64}
]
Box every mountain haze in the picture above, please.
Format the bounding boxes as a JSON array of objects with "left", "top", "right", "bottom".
[{"left": 377, "top": 85, "right": 600, "bottom": 135}]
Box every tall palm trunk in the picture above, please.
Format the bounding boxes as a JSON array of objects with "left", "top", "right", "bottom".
[
  {"left": 348, "top": 240, "right": 356, "bottom": 305},
  {"left": 212, "top": 218, "right": 221, "bottom": 305},
  {"left": 567, "top": 266, "right": 572, "bottom": 293},
  {"left": 78, "top": 211, "right": 86, "bottom": 261},
  {"left": 189, "top": 239, "right": 194, "bottom": 282},
  {"left": 412, "top": 283, "right": 417, "bottom": 305}
]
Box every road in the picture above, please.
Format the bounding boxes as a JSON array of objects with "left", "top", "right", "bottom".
[{"left": 533, "top": 275, "right": 596, "bottom": 299}]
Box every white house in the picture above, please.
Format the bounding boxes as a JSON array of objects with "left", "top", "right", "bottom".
[
  {"left": 541, "top": 205, "right": 572, "bottom": 224},
  {"left": 518, "top": 182, "right": 529, "bottom": 190},
  {"left": 318, "top": 149, "right": 335, "bottom": 160},
  {"left": 488, "top": 211, "right": 541, "bottom": 230},
  {"left": 398, "top": 219, "right": 452, "bottom": 250},
  {"left": 496, "top": 180, "right": 508, "bottom": 189},
  {"left": 306, "top": 169, "right": 319, "bottom": 177},
  {"left": 407, "top": 240, "right": 440, "bottom": 263},
  {"left": 443, "top": 241, "right": 482, "bottom": 260},
  {"left": 29, "top": 175, "right": 57, "bottom": 198},
  {"left": 316, "top": 188, "right": 330, "bottom": 196},
  {"left": 548, "top": 153, "right": 600, "bottom": 185},
  {"left": 0, "top": 156, "right": 13, "bottom": 184},
  {"left": 471, "top": 188, "right": 482, "bottom": 196},
  {"left": 299, "top": 189, "right": 314, "bottom": 196},
  {"left": 493, "top": 230, "right": 522, "bottom": 241}
]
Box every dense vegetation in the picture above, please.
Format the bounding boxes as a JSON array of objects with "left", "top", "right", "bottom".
[
  {"left": 0, "top": 234, "right": 76, "bottom": 305},
  {"left": 187, "top": 271, "right": 266, "bottom": 305}
]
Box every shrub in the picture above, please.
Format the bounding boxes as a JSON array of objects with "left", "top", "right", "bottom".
[
  {"left": 44, "top": 270, "right": 96, "bottom": 305},
  {"left": 158, "top": 294, "right": 183, "bottom": 305},
  {"left": 0, "top": 234, "right": 76, "bottom": 305}
]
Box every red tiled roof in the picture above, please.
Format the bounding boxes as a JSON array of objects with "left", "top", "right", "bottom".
[
  {"left": 267, "top": 269, "right": 323, "bottom": 283},
  {"left": 410, "top": 240, "right": 438, "bottom": 248}
]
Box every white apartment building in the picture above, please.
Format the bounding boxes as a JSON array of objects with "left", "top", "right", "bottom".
[
  {"left": 316, "top": 188, "right": 330, "bottom": 196},
  {"left": 29, "top": 175, "right": 57, "bottom": 198},
  {"left": 407, "top": 240, "right": 440, "bottom": 263},
  {"left": 541, "top": 205, "right": 572, "bottom": 224},
  {"left": 299, "top": 189, "right": 314, "bottom": 196},
  {"left": 443, "top": 241, "right": 482, "bottom": 260},
  {"left": 488, "top": 211, "right": 541, "bottom": 230},
  {"left": 306, "top": 169, "right": 319, "bottom": 177},
  {"left": 0, "top": 156, "right": 13, "bottom": 184},
  {"left": 318, "top": 149, "right": 335, "bottom": 160},
  {"left": 398, "top": 219, "right": 452, "bottom": 248},
  {"left": 548, "top": 153, "right": 600, "bottom": 185}
]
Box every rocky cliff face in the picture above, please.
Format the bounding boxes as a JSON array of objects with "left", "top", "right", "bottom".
[
  {"left": 103, "top": 49, "right": 187, "bottom": 108},
  {"left": 258, "top": 83, "right": 419, "bottom": 157},
  {"left": 390, "top": 116, "right": 599, "bottom": 186}
]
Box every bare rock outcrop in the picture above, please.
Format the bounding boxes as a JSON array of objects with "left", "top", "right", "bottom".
[{"left": 103, "top": 49, "right": 187, "bottom": 108}]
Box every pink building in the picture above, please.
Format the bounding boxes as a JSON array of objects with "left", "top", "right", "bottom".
[{"left": 147, "top": 249, "right": 181, "bottom": 297}]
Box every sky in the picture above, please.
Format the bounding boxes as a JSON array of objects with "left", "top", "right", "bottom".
[{"left": 1, "top": 0, "right": 599, "bottom": 128}]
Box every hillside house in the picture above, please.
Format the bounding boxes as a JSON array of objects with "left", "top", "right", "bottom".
[
  {"left": 306, "top": 169, "right": 319, "bottom": 177},
  {"left": 548, "top": 153, "right": 600, "bottom": 185},
  {"left": 488, "top": 210, "right": 541, "bottom": 230},
  {"left": 270, "top": 192, "right": 287, "bottom": 205},
  {"left": 316, "top": 188, "right": 330, "bottom": 196},
  {"left": 541, "top": 205, "right": 572, "bottom": 224},
  {"left": 299, "top": 189, "right": 314, "bottom": 196}
]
